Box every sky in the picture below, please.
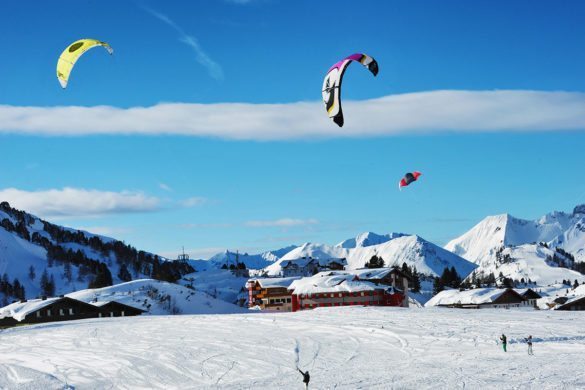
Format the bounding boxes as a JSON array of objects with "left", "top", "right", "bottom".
[{"left": 1, "top": 0, "right": 584, "bottom": 259}]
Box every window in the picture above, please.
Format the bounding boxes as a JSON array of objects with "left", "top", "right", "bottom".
[
  {"left": 121, "top": 311, "right": 125, "bottom": 317},
  {"left": 110, "top": 312, "right": 114, "bottom": 317},
  {"left": 360, "top": 292, "right": 365, "bottom": 296},
  {"left": 59, "top": 309, "right": 64, "bottom": 316},
  {"left": 69, "top": 308, "right": 74, "bottom": 315},
  {"left": 36, "top": 311, "right": 41, "bottom": 318},
  {"left": 47, "top": 309, "right": 52, "bottom": 316}
]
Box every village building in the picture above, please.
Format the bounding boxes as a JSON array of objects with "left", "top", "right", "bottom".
[
  {"left": 514, "top": 288, "right": 542, "bottom": 308},
  {"left": 91, "top": 301, "right": 147, "bottom": 317},
  {"left": 556, "top": 295, "right": 585, "bottom": 311},
  {"left": 0, "top": 296, "right": 145, "bottom": 328},
  {"left": 246, "top": 277, "right": 302, "bottom": 311},
  {"left": 279, "top": 257, "right": 347, "bottom": 277},
  {"left": 425, "top": 288, "right": 529, "bottom": 309},
  {"left": 288, "top": 267, "right": 410, "bottom": 312}
]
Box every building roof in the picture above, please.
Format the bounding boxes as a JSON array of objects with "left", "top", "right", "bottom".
[
  {"left": 248, "top": 276, "right": 301, "bottom": 288},
  {"left": 514, "top": 288, "right": 542, "bottom": 299},
  {"left": 90, "top": 300, "right": 146, "bottom": 311},
  {"left": 0, "top": 297, "right": 63, "bottom": 322},
  {"left": 557, "top": 294, "right": 585, "bottom": 309},
  {"left": 425, "top": 288, "right": 518, "bottom": 307},
  {"left": 288, "top": 271, "right": 395, "bottom": 295}
]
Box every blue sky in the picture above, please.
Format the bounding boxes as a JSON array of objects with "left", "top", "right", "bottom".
[{"left": 1, "top": 0, "right": 584, "bottom": 259}]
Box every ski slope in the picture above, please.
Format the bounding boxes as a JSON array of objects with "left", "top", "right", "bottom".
[{"left": 0, "top": 308, "right": 584, "bottom": 389}]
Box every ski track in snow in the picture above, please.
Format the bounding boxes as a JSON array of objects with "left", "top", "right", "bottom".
[{"left": 0, "top": 308, "right": 584, "bottom": 389}]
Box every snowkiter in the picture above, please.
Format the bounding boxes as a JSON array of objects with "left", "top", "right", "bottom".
[
  {"left": 526, "top": 335, "right": 533, "bottom": 355},
  {"left": 500, "top": 334, "right": 507, "bottom": 352},
  {"left": 298, "top": 368, "right": 310, "bottom": 389}
]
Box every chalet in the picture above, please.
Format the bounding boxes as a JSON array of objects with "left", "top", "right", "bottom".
[
  {"left": 556, "top": 295, "right": 585, "bottom": 311},
  {"left": 0, "top": 296, "right": 145, "bottom": 328},
  {"left": 514, "top": 288, "right": 542, "bottom": 308},
  {"left": 246, "top": 277, "right": 301, "bottom": 311},
  {"left": 425, "top": 288, "right": 528, "bottom": 309},
  {"left": 91, "top": 301, "right": 146, "bottom": 317},
  {"left": 288, "top": 268, "right": 410, "bottom": 312},
  {"left": 280, "top": 257, "right": 347, "bottom": 277}
]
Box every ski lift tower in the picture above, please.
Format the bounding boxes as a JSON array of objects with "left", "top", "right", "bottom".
[{"left": 177, "top": 246, "right": 189, "bottom": 262}]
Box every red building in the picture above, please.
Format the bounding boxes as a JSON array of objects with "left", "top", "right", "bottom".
[{"left": 288, "top": 268, "right": 410, "bottom": 312}]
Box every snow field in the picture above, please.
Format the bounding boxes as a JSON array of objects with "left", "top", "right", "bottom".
[{"left": 0, "top": 307, "right": 584, "bottom": 389}]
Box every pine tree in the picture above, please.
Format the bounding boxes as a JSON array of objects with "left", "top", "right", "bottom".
[
  {"left": 28, "top": 265, "right": 36, "bottom": 281},
  {"left": 118, "top": 263, "right": 132, "bottom": 282},
  {"left": 40, "top": 269, "right": 49, "bottom": 296},
  {"left": 63, "top": 262, "right": 72, "bottom": 282},
  {"left": 412, "top": 266, "right": 421, "bottom": 293},
  {"left": 574, "top": 279, "right": 580, "bottom": 289}
]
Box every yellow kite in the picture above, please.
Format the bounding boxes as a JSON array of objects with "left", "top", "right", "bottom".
[{"left": 56, "top": 39, "right": 114, "bottom": 88}]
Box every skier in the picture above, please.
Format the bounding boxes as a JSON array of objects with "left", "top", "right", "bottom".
[
  {"left": 525, "top": 335, "right": 533, "bottom": 355},
  {"left": 500, "top": 334, "right": 507, "bottom": 352},
  {"left": 298, "top": 368, "right": 310, "bottom": 389}
]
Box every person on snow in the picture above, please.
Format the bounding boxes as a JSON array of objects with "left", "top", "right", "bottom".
[
  {"left": 298, "top": 368, "right": 310, "bottom": 389},
  {"left": 500, "top": 334, "right": 507, "bottom": 352},
  {"left": 525, "top": 335, "right": 533, "bottom": 355}
]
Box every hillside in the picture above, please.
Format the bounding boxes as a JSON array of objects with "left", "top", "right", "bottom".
[
  {"left": 445, "top": 205, "right": 585, "bottom": 285},
  {"left": 0, "top": 202, "right": 193, "bottom": 304},
  {"left": 67, "top": 279, "right": 246, "bottom": 315}
]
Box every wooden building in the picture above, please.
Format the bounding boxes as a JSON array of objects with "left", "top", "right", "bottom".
[
  {"left": 92, "top": 301, "right": 146, "bottom": 317},
  {"left": 514, "top": 288, "right": 542, "bottom": 308},
  {"left": 426, "top": 288, "right": 528, "bottom": 309},
  {"left": 0, "top": 296, "right": 144, "bottom": 328},
  {"left": 556, "top": 295, "right": 585, "bottom": 311},
  {"left": 246, "top": 277, "right": 301, "bottom": 311}
]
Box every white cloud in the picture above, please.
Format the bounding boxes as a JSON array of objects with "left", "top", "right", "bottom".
[
  {"left": 144, "top": 7, "right": 224, "bottom": 80},
  {"left": 0, "top": 187, "right": 161, "bottom": 218},
  {"left": 1, "top": 90, "right": 584, "bottom": 140},
  {"left": 181, "top": 197, "right": 207, "bottom": 207},
  {"left": 245, "top": 218, "right": 319, "bottom": 227},
  {"left": 159, "top": 183, "right": 173, "bottom": 192}
]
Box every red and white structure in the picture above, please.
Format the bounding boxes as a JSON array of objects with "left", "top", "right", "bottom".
[{"left": 288, "top": 268, "right": 410, "bottom": 312}]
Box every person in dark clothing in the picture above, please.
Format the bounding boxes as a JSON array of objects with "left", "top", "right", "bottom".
[
  {"left": 500, "top": 334, "right": 507, "bottom": 352},
  {"left": 298, "top": 368, "right": 310, "bottom": 389},
  {"left": 525, "top": 335, "right": 533, "bottom": 355}
]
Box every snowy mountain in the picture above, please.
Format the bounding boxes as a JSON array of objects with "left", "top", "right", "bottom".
[
  {"left": 336, "top": 232, "right": 407, "bottom": 248},
  {"left": 206, "top": 246, "right": 298, "bottom": 270},
  {"left": 67, "top": 279, "right": 246, "bottom": 315},
  {"left": 0, "top": 202, "right": 193, "bottom": 304},
  {"left": 264, "top": 233, "right": 477, "bottom": 279},
  {"left": 445, "top": 205, "right": 585, "bottom": 285}
]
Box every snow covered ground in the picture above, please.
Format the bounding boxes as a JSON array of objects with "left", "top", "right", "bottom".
[{"left": 0, "top": 307, "right": 584, "bottom": 389}]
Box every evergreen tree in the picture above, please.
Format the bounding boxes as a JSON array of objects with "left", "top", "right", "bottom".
[
  {"left": 574, "top": 279, "right": 580, "bottom": 289},
  {"left": 63, "top": 262, "right": 72, "bottom": 282},
  {"left": 40, "top": 269, "right": 50, "bottom": 296},
  {"left": 48, "top": 274, "right": 56, "bottom": 296},
  {"left": 118, "top": 263, "right": 132, "bottom": 282},
  {"left": 28, "top": 265, "right": 36, "bottom": 281},
  {"left": 412, "top": 266, "right": 421, "bottom": 293}
]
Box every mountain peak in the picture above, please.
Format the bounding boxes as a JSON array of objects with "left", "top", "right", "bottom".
[{"left": 574, "top": 204, "right": 585, "bottom": 216}]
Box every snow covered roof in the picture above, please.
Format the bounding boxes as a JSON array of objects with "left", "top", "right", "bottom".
[
  {"left": 0, "top": 297, "right": 62, "bottom": 321},
  {"left": 425, "top": 288, "right": 518, "bottom": 307},
  {"left": 288, "top": 271, "right": 391, "bottom": 295},
  {"left": 249, "top": 277, "right": 301, "bottom": 288},
  {"left": 513, "top": 288, "right": 541, "bottom": 299}
]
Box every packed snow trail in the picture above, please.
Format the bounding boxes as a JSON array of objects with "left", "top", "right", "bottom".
[{"left": 0, "top": 307, "right": 584, "bottom": 389}]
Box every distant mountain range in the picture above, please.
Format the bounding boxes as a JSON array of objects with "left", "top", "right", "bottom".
[{"left": 445, "top": 205, "right": 585, "bottom": 285}]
